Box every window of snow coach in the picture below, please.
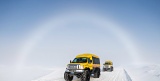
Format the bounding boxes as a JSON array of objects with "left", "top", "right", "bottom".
[
  {"left": 72, "top": 57, "right": 87, "bottom": 63},
  {"left": 105, "top": 63, "right": 109, "bottom": 65},
  {"left": 92, "top": 57, "right": 100, "bottom": 64},
  {"left": 88, "top": 58, "right": 92, "bottom": 63},
  {"left": 105, "top": 62, "right": 112, "bottom": 65}
]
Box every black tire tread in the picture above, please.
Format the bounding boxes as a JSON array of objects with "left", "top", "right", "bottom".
[
  {"left": 81, "top": 70, "right": 90, "bottom": 81},
  {"left": 64, "top": 72, "right": 73, "bottom": 81}
]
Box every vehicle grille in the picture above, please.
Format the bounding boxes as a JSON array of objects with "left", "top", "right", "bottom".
[
  {"left": 104, "top": 65, "right": 110, "bottom": 68},
  {"left": 68, "top": 64, "right": 79, "bottom": 69}
]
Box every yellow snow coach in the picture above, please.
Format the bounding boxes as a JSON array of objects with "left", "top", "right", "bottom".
[
  {"left": 103, "top": 60, "right": 113, "bottom": 72},
  {"left": 64, "top": 53, "right": 101, "bottom": 81}
]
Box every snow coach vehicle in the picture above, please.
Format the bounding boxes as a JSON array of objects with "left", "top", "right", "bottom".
[
  {"left": 64, "top": 53, "right": 101, "bottom": 81},
  {"left": 103, "top": 60, "right": 113, "bottom": 72}
]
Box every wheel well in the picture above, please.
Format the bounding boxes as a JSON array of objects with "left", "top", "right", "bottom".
[{"left": 92, "top": 68, "right": 100, "bottom": 73}]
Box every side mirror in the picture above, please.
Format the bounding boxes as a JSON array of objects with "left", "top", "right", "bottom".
[{"left": 70, "top": 60, "right": 72, "bottom": 63}]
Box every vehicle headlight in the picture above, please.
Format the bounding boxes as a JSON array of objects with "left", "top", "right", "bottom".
[{"left": 79, "top": 65, "right": 84, "bottom": 69}]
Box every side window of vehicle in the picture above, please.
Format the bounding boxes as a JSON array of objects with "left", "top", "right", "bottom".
[
  {"left": 92, "top": 57, "right": 100, "bottom": 64},
  {"left": 97, "top": 58, "right": 100, "bottom": 64},
  {"left": 88, "top": 58, "right": 91, "bottom": 63},
  {"left": 92, "top": 57, "right": 95, "bottom": 64}
]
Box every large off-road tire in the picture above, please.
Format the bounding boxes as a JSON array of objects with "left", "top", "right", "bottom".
[
  {"left": 111, "top": 67, "right": 114, "bottom": 71},
  {"left": 108, "top": 67, "right": 113, "bottom": 72},
  {"left": 64, "top": 72, "right": 73, "bottom": 81},
  {"left": 81, "top": 70, "right": 90, "bottom": 81},
  {"left": 93, "top": 69, "right": 100, "bottom": 78},
  {"left": 103, "top": 68, "right": 106, "bottom": 71}
]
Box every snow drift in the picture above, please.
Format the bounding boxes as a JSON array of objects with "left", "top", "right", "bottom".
[{"left": 127, "top": 64, "right": 160, "bottom": 81}]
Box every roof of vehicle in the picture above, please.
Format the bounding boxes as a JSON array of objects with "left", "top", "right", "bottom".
[
  {"left": 76, "top": 53, "right": 99, "bottom": 58},
  {"left": 104, "top": 60, "right": 113, "bottom": 65}
]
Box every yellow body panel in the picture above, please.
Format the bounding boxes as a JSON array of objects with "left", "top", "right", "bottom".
[
  {"left": 76, "top": 53, "right": 99, "bottom": 58},
  {"left": 70, "top": 53, "right": 100, "bottom": 70},
  {"left": 105, "top": 60, "right": 113, "bottom": 65}
]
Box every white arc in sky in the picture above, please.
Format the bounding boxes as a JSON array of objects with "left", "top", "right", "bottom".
[{"left": 16, "top": 11, "right": 141, "bottom": 69}]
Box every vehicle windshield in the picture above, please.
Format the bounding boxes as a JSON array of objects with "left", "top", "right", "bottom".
[
  {"left": 104, "top": 62, "right": 111, "bottom": 65},
  {"left": 72, "top": 57, "right": 87, "bottom": 63}
]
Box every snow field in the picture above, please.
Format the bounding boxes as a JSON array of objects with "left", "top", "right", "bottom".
[{"left": 32, "top": 67, "right": 132, "bottom": 81}]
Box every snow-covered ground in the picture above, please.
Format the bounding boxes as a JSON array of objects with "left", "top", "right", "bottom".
[
  {"left": 0, "top": 66, "right": 54, "bottom": 81},
  {"left": 32, "top": 67, "right": 132, "bottom": 81},
  {"left": 127, "top": 64, "right": 160, "bottom": 81},
  {"left": 32, "top": 64, "right": 160, "bottom": 81},
  {"left": 1, "top": 64, "right": 160, "bottom": 81}
]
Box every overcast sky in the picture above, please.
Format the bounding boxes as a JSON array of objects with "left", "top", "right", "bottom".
[{"left": 0, "top": 0, "right": 160, "bottom": 77}]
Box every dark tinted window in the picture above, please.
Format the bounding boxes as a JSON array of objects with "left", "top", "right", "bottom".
[
  {"left": 72, "top": 57, "right": 87, "bottom": 63},
  {"left": 105, "top": 62, "right": 111, "bottom": 65},
  {"left": 88, "top": 58, "right": 91, "bottom": 63},
  {"left": 92, "top": 57, "right": 100, "bottom": 64}
]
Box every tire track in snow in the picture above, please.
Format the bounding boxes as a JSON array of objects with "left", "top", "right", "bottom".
[
  {"left": 108, "top": 68, "right": 121, "bottom": 81},
  {"left": 32, "top": 68, "right": 132, "bottom": 81}
]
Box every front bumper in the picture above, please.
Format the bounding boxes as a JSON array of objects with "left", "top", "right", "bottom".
[
  {"left": 65, "top": 69, "right": 84, "bottom": 73},
  {"left": 65, "top": 69, "right": 96, "bottom": 77},
  {"left": 103, "top": 67, "right": 111, "bottom": 69},
  {"left": 65, "top": 69, "right": 85, "bottom": 76}
]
